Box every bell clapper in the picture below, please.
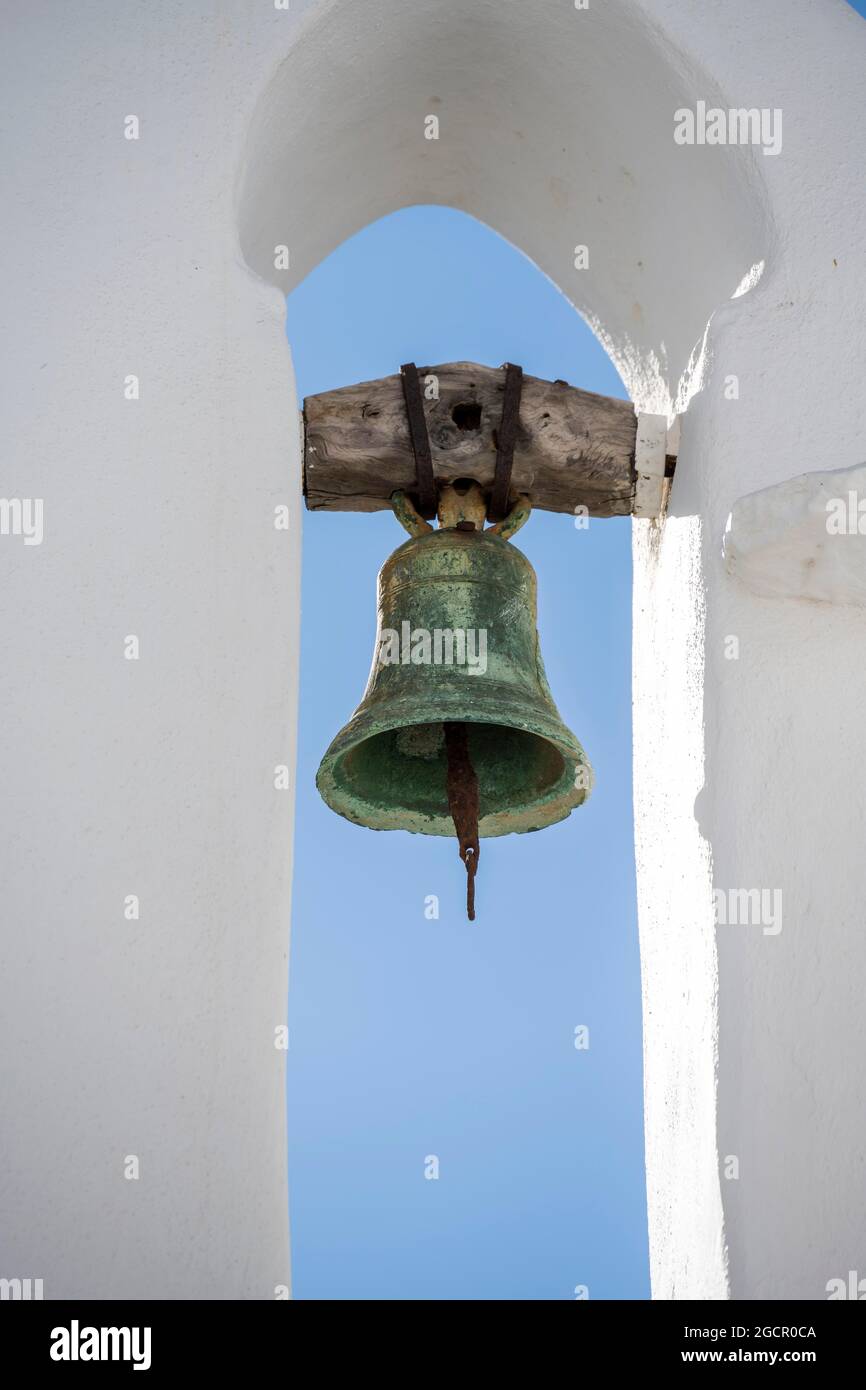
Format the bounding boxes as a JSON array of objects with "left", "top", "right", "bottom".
[{"left": 444, "top": 720, "right": 481, "bottom": 922}]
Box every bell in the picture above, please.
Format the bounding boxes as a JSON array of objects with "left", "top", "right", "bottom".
[{"left": 316, "top": 483, "right": 593, "bottom": 918}]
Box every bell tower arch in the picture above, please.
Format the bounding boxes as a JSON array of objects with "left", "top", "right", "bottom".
[{"left": 236, "top": 0, "right": 772, "bottom": 1301}]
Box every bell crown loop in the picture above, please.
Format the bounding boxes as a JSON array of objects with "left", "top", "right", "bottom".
[{"left": 391, "top": 484, "right": 531, "bottom": 542}]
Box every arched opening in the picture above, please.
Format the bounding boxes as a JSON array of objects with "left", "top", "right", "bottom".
[{"left": 286, "top": 204, "right": 644, "bottom": 1297}]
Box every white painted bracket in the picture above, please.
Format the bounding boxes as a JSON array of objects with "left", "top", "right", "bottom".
[
  {"left": 634, "top": 412, "right": 676, "bottom": 518},
  {"left": 724, "top": 461, "right": 866, "bottom": 605}
]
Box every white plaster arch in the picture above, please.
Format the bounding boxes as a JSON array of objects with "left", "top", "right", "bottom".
[
  {"left": 237, "top": 0, "right": 771, "bottom": 416},
  {"left": 234, "top": 0, "right": 776, "bottom": 1303}
]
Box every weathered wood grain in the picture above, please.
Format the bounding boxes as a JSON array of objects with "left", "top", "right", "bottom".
[{"left": 303, "top": 361, "right": 640, "bottom": 518}]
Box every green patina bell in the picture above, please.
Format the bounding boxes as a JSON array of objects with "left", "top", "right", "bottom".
[{"left": 316, "top": 483, "right": 593, "bottom": 918}]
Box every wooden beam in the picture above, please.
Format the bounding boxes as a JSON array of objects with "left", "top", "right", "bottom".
[{"left": 303, "top": 361, "right": 645, "bottom": 518}]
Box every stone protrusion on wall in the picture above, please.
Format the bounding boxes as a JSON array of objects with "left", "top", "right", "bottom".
[{"left": 724, "top": 462, "right": 866, "bottom": 606}]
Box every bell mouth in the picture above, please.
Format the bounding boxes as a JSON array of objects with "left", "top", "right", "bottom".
[{"left": 316, "top": 713, "right": 592, "bottom": 838}]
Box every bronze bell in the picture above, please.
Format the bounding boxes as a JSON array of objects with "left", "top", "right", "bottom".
[{"left": 316, "top": 482, "right": 593, "bottom": 918}]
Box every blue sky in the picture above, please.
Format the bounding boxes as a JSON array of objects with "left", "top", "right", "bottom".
[{"left": 285, "top": 206, "right": 647, "bottom": 1300}]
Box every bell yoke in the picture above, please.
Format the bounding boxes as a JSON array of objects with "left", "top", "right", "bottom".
[{"left": 315, "top": 362, "right": 594, "bottom": 920}]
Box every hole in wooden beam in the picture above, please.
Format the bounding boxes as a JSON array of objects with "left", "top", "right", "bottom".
[{"left": 451, "top": 402, "right": 482, "bottom": 431}]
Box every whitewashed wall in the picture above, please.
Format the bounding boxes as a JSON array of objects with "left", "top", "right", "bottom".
[{"left": 1, "top": 0, "right": 863, "bottom": 1299}]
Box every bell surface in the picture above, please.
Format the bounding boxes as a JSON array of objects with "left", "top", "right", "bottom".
[{"left": 316, "top": 526, "right": 593, "bottom": 837}]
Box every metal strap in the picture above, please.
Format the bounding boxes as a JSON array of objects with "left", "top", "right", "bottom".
[
  {"left": 400, "top": 363, "right": 437, "bottom": 520},
  {"left": 488, "top": 362, "right": 523, "bottom": 522}
]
